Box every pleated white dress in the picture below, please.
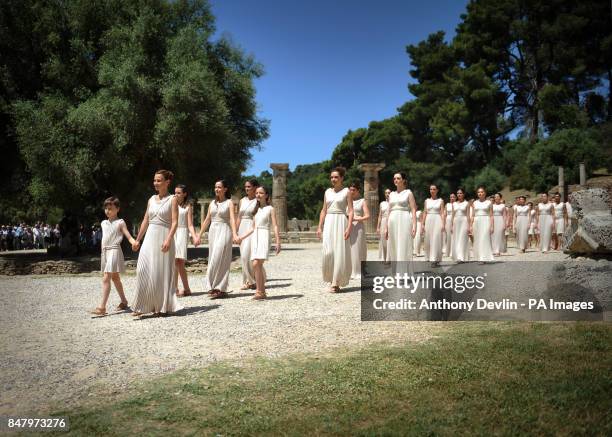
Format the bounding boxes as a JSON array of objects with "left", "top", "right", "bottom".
[
  {"left": 238, "top": 197, "right": 258, "bottom": 284},
  {"left": 387, "top": 189, "right": 414, "bottom": 262},
  {"left": 205, "top": 200, "right": 233, "bottom": 292},
  {"left": 133, "top": 195, "right": 182, "bottom": 314},
  {"left": 491, "top": 203, "right": 507, "bottom": 254},
  {"left": 174, "top": 204, "right": 189, "bottom": 260},
  {"left": 349, "top": 198, "right": 367, "bottom": 278},
  {"left": 424, "top": 198, "right": 444, "bottom": 262},
  {"left": 452, "top": 201, "right": 470, "bottom": 262},
  {"left": 472, "top": 199, "right": 494, "bottom": 262},
  {"left": 515, "top": 205, "right": 530, "bottom": 250},
  {"left": 554, "top": 202, "right": 566, "bottom": 234},
  {"left": 251, "top": 205, "right": 272, "bottom": 260},
  {"left": 444, "top": 202, "right": 453, "bottom": 256},
  {"left": 538, "top": 202, "right": 554, "bottom": 252},
  {"left": 322, "top": 187, "right": 352, "bottom": 287},
  {"left": 101, "top": 218, "right": 126, "bottom": 273},
  {"left": 413, "top": 210, "right": 423, "bottom": 256},
  {"left": 378, "top": 201, "right": 389, "bottom": 261}
]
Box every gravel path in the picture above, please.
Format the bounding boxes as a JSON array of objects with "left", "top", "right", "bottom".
[{"left": 0, "top": 243, "right": 569, "bottom": 415}]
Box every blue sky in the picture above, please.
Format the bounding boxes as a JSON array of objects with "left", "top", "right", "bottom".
[{"left": 211, "top": 0, "right": 469, "bottom": 175}]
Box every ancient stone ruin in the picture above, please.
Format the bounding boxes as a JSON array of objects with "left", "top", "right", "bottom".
[{"left": 564, "top": 188, "right": 612, "bottom": 255}]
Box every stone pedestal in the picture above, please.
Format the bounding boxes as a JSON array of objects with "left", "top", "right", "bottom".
[
  {"left": 358, "top": 163, "right": 386, "bottom": 234},
  {"left": 580, "top": 162, "right": 586, "bottom": 186},
  {"left": 270, "top": 163, "right": 289, "bottom": 233}
]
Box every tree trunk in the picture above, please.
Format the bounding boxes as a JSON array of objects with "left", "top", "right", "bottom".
[{"left": 528, "top": 108, "right": 539, "bottom": 143}]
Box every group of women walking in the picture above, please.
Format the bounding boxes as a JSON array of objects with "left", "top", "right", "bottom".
[
  {"left": 124, "top": 170, "right": 281, "bottom": 318},
  {"left": 95, "top": 167, "right": 571, "bottom": 314},
  {"left": 318, "top": 167, "right": 571, "bottom": 292}
]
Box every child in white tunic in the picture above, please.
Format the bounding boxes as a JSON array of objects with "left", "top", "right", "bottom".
[
  {"left": 90, "top": 197, "right": 137, "bottom": 316},
  {"left": 237, "top": 186, "right": 281, "bottom": 300},
  {"left": 174, "top": 184, "right": 198, "bottom": 297}
]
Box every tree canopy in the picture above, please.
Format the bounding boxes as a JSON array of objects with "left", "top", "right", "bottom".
[
  {"left": 1, "top": 0, "right": 268, "bottom": 224},
  {"left": 3, "top": 0, "right": 611, "bottom": 224},
  {"left": 275, "top": 0, "right": 612, "bottom": 217}
]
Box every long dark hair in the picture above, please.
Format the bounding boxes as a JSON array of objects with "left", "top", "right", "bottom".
[
  {"left": 215, "top": 179, "right": 231, "bottom": 202},
  {"left": 175, "top": 184, "right": 190, "bottom": 207},
  {"left": 331, "top": 166, "right": 346, "bottom": 178},
  {"left": 254, "top": 186, "right": 271, "bottom": 215}
]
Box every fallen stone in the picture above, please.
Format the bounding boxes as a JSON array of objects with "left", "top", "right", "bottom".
[{"left": 564, "top": 188, "right": 612, "bottom": 255}]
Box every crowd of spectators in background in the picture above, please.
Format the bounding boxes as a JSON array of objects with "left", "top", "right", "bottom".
[
  {"left": 0, "top": 223, "right": 61, "bottom": 251},
  {"left": 78, "top": 224, "right": 103, "bottom": 251},
  {"left": 0, "top": 222, "right": 116, "bottom": 253}
]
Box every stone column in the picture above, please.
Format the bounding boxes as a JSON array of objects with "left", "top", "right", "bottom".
[
  {"left": 270, "top": 163, "right": 289, "bottom": 233},
  {"left": 558, "top": 166, "right": 564, "bottom": 199},
  {"left": 358, "top": 163, "right": 386, "bottom": 234},
  {"left": 579, "top": 162, "right": 586, "bottom": 186}
]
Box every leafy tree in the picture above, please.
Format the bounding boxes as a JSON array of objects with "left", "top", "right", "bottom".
[
  {"left": 460, "top": 165, "right": 506, "bottom": 196},
  {"left": 287, "top": 162, "right": 331, "bottom": 221},
  {"left": 525, "top": 128, "right": 604, "bottom": 192},
  {"left": 455, "top": 0, "right": 609, "bottom": 142},
  {"left": 331, "top": 129, "right": 367, "bottom": 169},
  {"left": 2, "top": 0, "right": 268, "bottom": 226}
]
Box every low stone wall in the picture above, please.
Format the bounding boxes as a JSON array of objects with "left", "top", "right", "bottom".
[
  {"left": 0, "top": 258, "right": 100, "bottom": 275},
  {"left": 0, "top": 247, "right": 241, "bottom": 276}
]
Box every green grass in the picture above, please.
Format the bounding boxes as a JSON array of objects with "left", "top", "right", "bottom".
[{"left": 53, "top": 323, "right": 611, "bottom": 436}]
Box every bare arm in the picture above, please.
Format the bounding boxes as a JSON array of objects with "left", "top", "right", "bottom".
[
  {"left": 133, "top": 201, "right": 150, "bottom": 250},
  {"left": 376, "top": 204, "right": 383, "bottom": 234},
  {"left": 271, "top": 207, "right": 281, "bottom": 254},
  {"left": 469, "top": 201, "right": 475, "bottom": 233},
  {"left": 421, "top": 200, "right": 428, "bottom": 234},
  {"left": 385, "top": 201, "right": 392, "bottom": 240},
  {"left": 409, "top": 192, "right": 417, "bottom": 238},
  {"left": 440, "top": 200, "right": 446, "bottom": 232},
  {"left": 161, "top": 197, "right": 179, "bottom": 252},
  {"left": 317, "top": 192, "right": 328, "bottom": 240},
  {"left": 120, "top": 221, "right": 136, "bottom": 245},
  {"left": 239, "top": 218, "right": 256, "bottom": 241},
  {"left": 187, "top": 205, "right": 198, "bottom": 245},
  {"left": 199, "top": 204, "right": 212, "bottom": 237},
  {"left": 359, "top": 200, "right": 371, "bottom": 223},
  {"left": 345, "top": 190, "right": 354, "bottom": 240},
  {"left": 489, "top": 203, "right": 494, "bottom": 234},
  {"left": 229, "top": 201, "right": 239, "bottom": 242},
  {"left": 235, "top": 198, "right": 243, "bottom": 230}
]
